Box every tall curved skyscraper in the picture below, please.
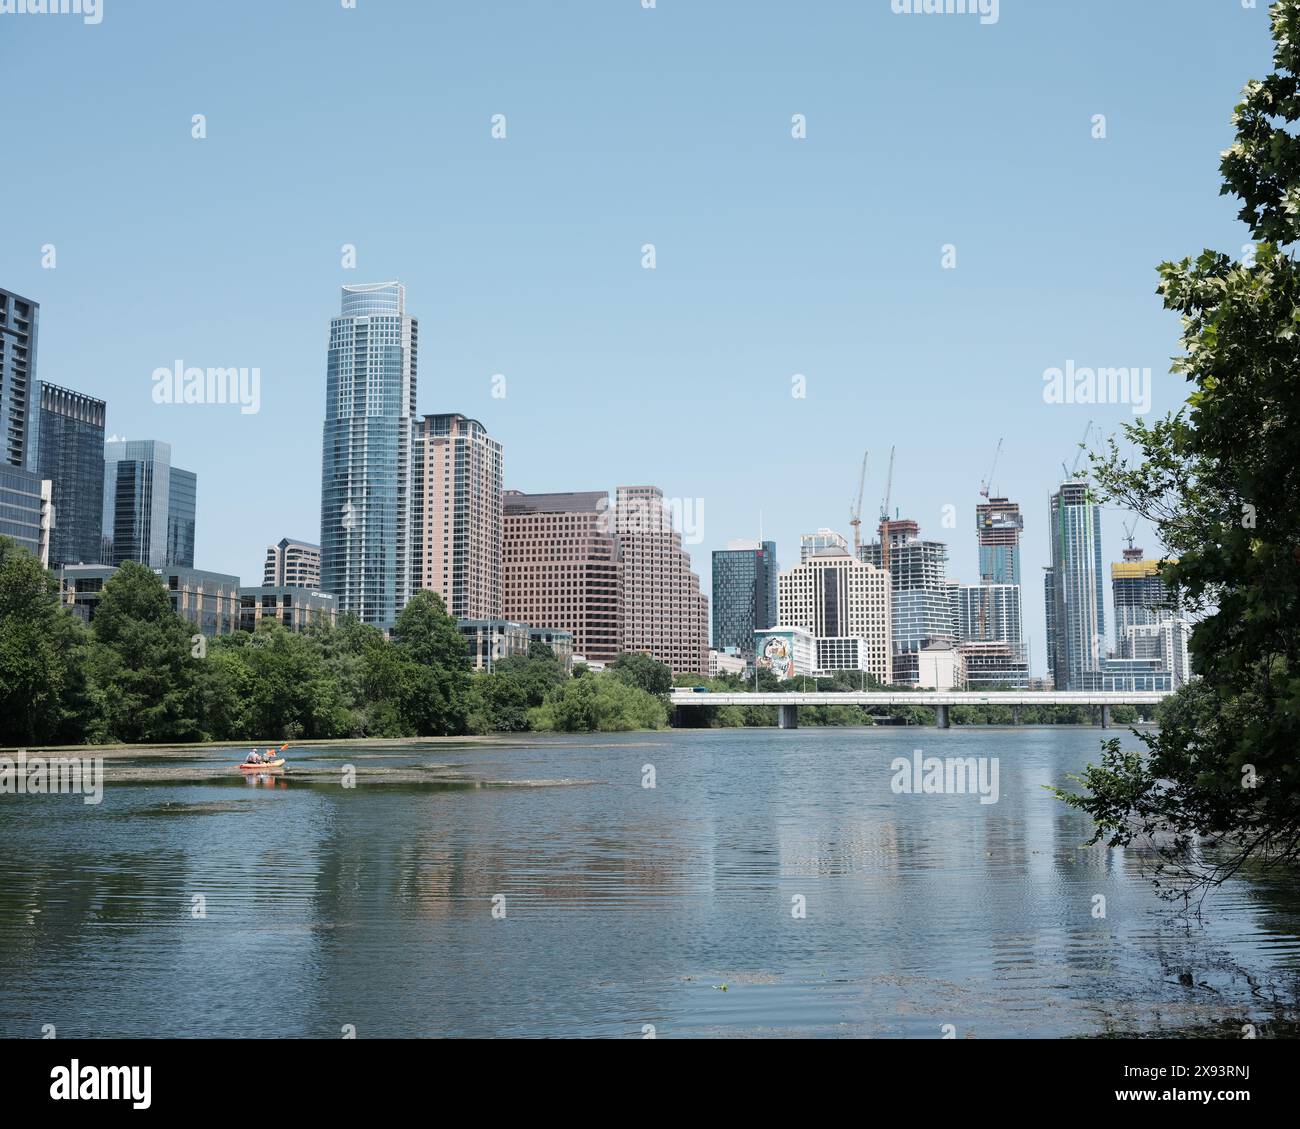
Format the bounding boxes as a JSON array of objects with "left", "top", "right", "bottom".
[{"left": 320, "top": 282, "right": 416, "bottom": 628}]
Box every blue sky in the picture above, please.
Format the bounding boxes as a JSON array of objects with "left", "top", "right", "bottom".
[{"left": 0, "top": 0, "right": 1274, "bottom": 671}]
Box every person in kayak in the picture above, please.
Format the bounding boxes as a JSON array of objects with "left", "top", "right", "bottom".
[{"left": 245, "top": 749, "right": 265, "bottom": 765}]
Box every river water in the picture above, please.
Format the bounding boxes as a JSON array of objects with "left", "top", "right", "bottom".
[{"left": 1, "top": 727, "right": 1297, "bottom": 1038}]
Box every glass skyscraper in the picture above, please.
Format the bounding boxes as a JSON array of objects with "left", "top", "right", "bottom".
[
  {"left": 102, "top": 439, "right": 196, "bottom": 569},
  {"left": 0, "top": 287, "right": 38, "bottom": 469},
  {"left": 1045, "top": 480, "right": 1105, "bottom": 690},
  {"left": 976, "top": 496, "right": 1023, "bottom": 584},
  {"left": 28, "top": 381, "right": 105, "bottom": 566},
  {"left": 0, "top": 288, "right": 52, "bottom": 560},
  {"left": 320, "top": 282, "right": 417, "bottom": 628},
  {"left": 712, "top": 539, "right": 778, "bottom": 655}
]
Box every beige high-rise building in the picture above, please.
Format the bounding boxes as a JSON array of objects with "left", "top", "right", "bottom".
[
  {"left": 778, "top": 545, "right": 892, "bottom": 683},
  {"left": 412, "top": 413, "right": 503, "bottom": 620},
  {"left": 502, "top": 490, "right": 621, "bottom": 665},
  {"left": 613, "top": 485, "right": 710, "bottom": 676},
  {"left": 263, "top": 538, "right": 321, "bottom": 589}
]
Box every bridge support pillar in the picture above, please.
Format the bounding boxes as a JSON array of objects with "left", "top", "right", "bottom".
[
  {"left": 1011, "top": 707, "right": 1021, "bottom": 726},
  {"left": 778, "top": 704, "right": 799, "bottom": 730},
  {"left": 936, "top": 704, "right": 950, "bottom": 729},
  {"left": 1101, "top": 705, "right": 1111, "bottom": 729}
]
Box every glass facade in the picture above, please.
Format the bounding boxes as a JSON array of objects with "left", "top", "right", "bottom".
[
  {"left": 0, "top": 465, "right": 45, "bottom": 557},
  {"left": 27, "top": 382, "right": 105, "bottom": 566},
  {"left": 58, "top": 565, "right": 240, "bottom": 636},
  {"left": 861, "top": 519, "right": 952, "bottom": 684},
  {"left": 0, "top": 288, "right": 38, "bottom": 471},
  {"left": 167, "top": 467, "right": 196, "bottom": 568},
  {"left": 711, "top": 540, "right": 778, "bottom": 654},
  {"left": 1046, "top": 481, "right": 1106, "bottom": 690},
  {"left": 976, "top": 497, "right": 1023, "bottom": 584},
  {"left": 320, "top": 282, "right": 416, "bottom": 628},
  {"left": 102, "top": 439, "right": 196, "bottom": 568}
]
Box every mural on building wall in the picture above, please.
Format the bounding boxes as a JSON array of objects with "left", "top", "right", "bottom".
[{"left": 757, "top": 633, "right": 795, "bottom": 681}]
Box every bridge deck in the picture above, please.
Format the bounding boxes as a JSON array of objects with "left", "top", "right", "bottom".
[{"left": 670, "top": 690, "right": 1168, "bottom": 707}]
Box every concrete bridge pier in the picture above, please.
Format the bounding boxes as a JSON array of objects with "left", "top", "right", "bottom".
[
  {"left": 1011, "top": 707, "right": 1021, "bottom": 726},
  {"left": 936, "top": 704, "right": 951, "bottom": 729},
  {"left": 1101, "top": 705, "right": 1111, "bottom": 729},
  {"left": 778, "top": 704, "right": 799, "bottom": 730}
]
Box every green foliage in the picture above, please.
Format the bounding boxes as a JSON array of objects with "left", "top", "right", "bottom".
[
  {"left": 466, "top": 650, "right": 566, "bottom": 733},
  {"left": 0, "top": 538, "right": 101, "bottom": 745},
  {"left": 90, "top": 561, "right": 202, "bottom": 744},
  {"left": 1073, "top": 1, "right": 1300, "bottom": 894},
  {"left": 610, "top": 651, "right": 673, "bottom": 697},
  {"left": 529, "top": 672, "right": 667, "bottom": 732}
]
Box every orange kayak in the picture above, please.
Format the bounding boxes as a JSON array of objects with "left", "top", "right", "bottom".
[{"left": 238, "top": 759, "right": 285, "bottom": 771}]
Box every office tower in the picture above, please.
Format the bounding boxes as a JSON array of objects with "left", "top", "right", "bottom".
[
  {"left": 502, "top": 490, "right": 621, "bottom": 665},
  {"left": 1043, "top": 566, "right": 1056, "bottom": 684},
  {"left": 0, "top": 288, "right": 53, "bottom": 560},
  {"left": 59, "top": 564, "right": 240, "bottom": 636},
  {"left": 320, "top": 281, "right": 416, "bottom": 629},
  {"left": 0, "top": 468, "right": 49, "bottom": 561},
  {"left": 956, "top": 578, "right": 1029, "bottom": 690},
  {"left": 102, "top": 439, "right": 195, "bottom": 568},
  {"left": 27, "top": 382, "right": 106, "bottom": 566},
  {"left": 0, "top": 287, "right": 38, "bottom": 468},
  {"left": 712, "top": 539, "right": 778, "bottom": 655},
  {"left": 412, "top": 412, "right": 503, "bottom": 620},
  {"left": 1111, "top": 554, "right": 1172, "bottom": 645},
  {"left": 778, "top": 543, "right": 892, "bottom": 683},
  {"left": 1045, "top": 480, "right": 1106, "bottom": 690},
  {"left": 976, "top": 496, "right": 1023, "bottom": 584},
  {"left": 800, "top": 528, "right": 848, "bottom": 563},
  {"left": 955, "top": 583, "right": 1023, "bottom": 644},
  {"left": 238, "top": 585, "right": 336, "bottom": 633},
  {"left": 1111, "top": 548, "right": 1190, "bottom": 687},
  {"left": 861, "top": 518, "right": 953, "bottom": 684},
  {"left": 263, "top": 537, "right": 322, "bottom": 588},
  {"left": 613, "top": 485, "right": 710, "bottom": 675},
  {"left": 167, "top": 466, "right": 196, "bottom": 569}
]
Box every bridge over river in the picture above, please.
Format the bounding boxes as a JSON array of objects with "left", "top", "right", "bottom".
[{"left": 668, "top": 689, "right": 1171, "bottom": 729}]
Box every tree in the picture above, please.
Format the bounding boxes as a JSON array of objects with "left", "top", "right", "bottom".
[
  {"left": 529, "top": 673, "right": 667, "bottom": 732},
  {"left": 390, "top": 590, "right": 470, "bottom": 735},
  {"left": 89, "top": 561, "right": 201, "bottom": 744},
  {"left": 610, "top": 651, "right": 673, "bottom": 697},
  {"left": 1063, "top": 0, "right": 1300, "bottom": 897},
  {"left": 0, "top": 537, "right": 100, "bottom": 745}
]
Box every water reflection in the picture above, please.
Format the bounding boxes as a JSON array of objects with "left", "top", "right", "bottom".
[{"left": 0, "top": 727, "right": 1296, "bottom": 1037}]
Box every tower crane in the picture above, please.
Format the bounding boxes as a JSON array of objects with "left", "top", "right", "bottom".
[
  {"left": 849, "top": 451, "right": 869, "bottom": 556},
  {"left": 980, "top": 438, "right": 1004, "bottom": 500},
  {"left": 1061, "top": 421, "right": 1094, "bottom": 481},
  {"left": 878, "top": 446, "right": 895, "bottom": 571}
]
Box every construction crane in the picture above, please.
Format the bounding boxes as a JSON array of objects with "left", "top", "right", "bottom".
[
  {"left": 1061, "top": 420, "right": 1094, "bottom": 480},
  {"left": 980, "top": 438, "right": 1004, "bottom": 500},
  {"left": 849, "top": 451, "right": 869, "bottom": 556},
  {"left": 1121, "top": 517, "right": 1143, "bottom": 562},
  {"left": 878, "top": 446, "right": 896, "bottom": 571}
]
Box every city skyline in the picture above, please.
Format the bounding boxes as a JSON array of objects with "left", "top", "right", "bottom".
[{"left": 1, "top": 2, "right": 1272, "bottom": 673}]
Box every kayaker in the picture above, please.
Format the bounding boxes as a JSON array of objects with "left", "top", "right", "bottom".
[{"left": 245, "top": 749, "right": 264, "bottom": 765}]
